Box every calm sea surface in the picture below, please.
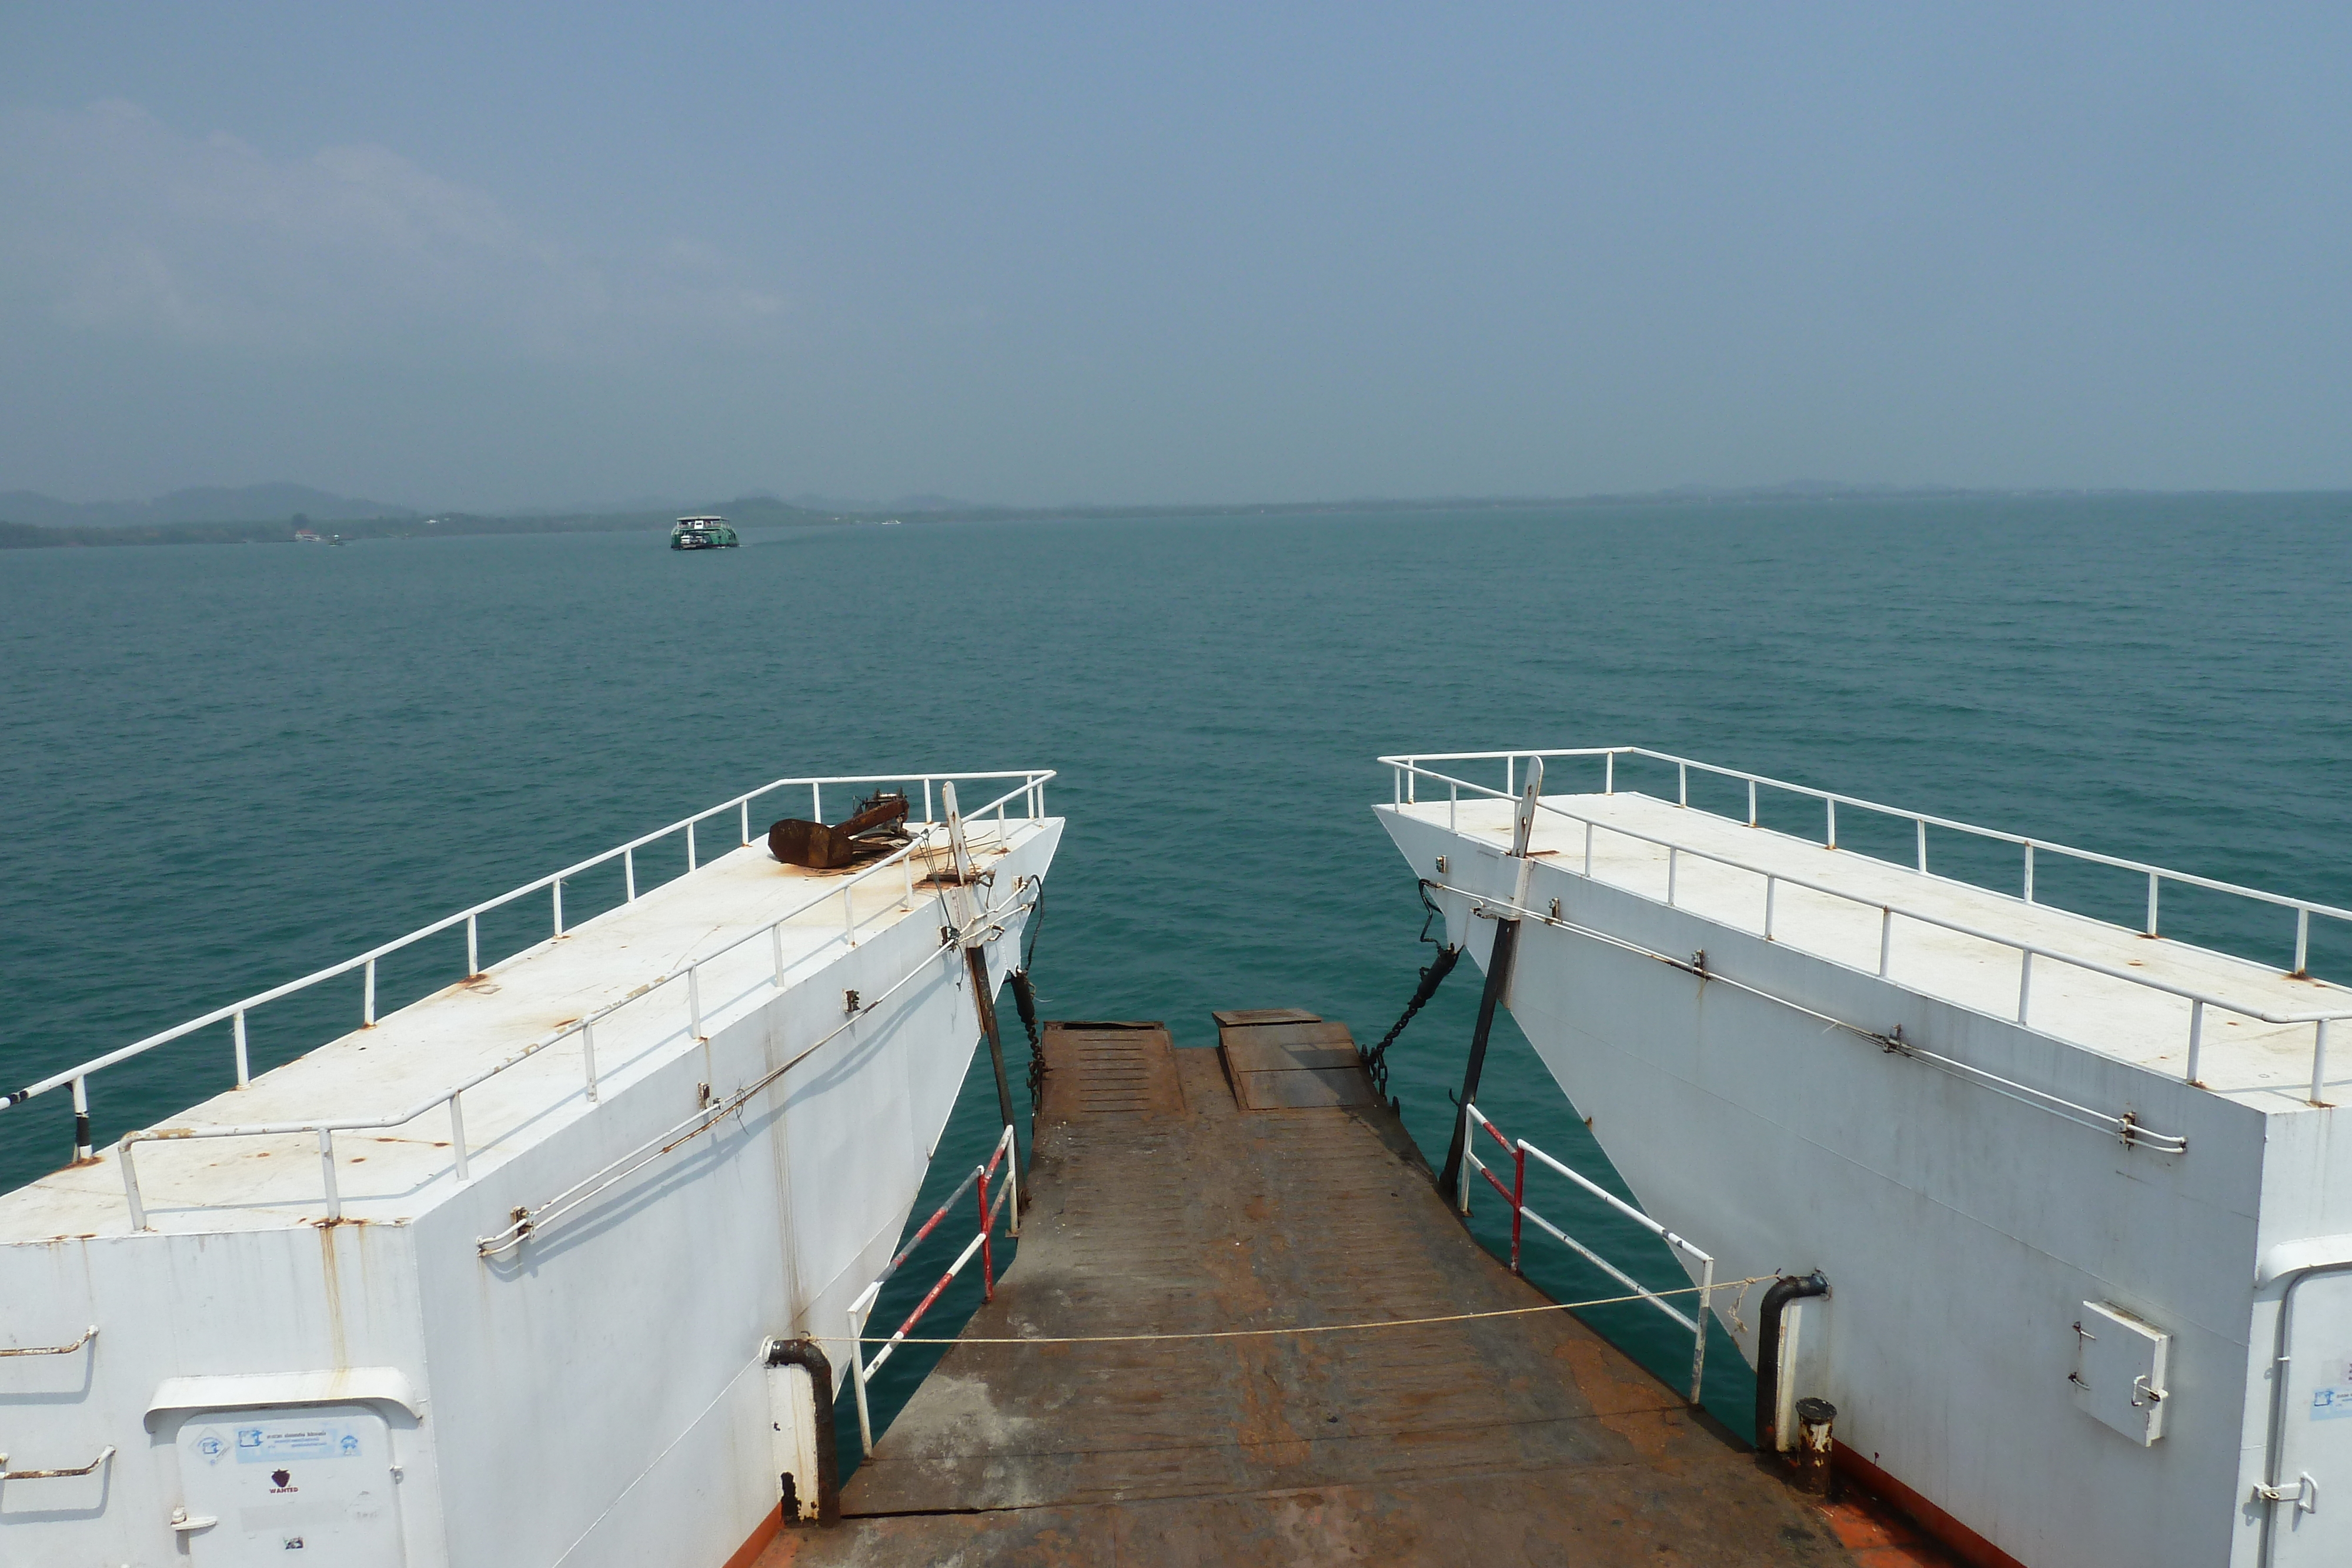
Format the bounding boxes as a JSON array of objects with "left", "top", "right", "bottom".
[{"left": 4, "top": 496, "right": 2348, "bottom": 1463}]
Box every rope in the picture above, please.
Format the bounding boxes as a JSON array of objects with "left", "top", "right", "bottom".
[
  {"left": 1362, "top": 941, "right": 1461, "bottom": 1098},
  {"left": 818, "top": 1275, "right": 1774, "bottom": 1346}
]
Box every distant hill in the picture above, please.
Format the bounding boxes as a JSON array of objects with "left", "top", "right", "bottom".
[{"left": 0, "top": 484, "right": 418, "bottom": 529}]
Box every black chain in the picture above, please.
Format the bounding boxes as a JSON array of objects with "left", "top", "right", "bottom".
[{"left": 1362, "top": 944, "right": 1462, "bottom": 1099}]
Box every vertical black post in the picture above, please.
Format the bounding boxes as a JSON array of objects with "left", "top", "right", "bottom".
[
  {"left": 966, "top": 945, "right": 1017, "bottom": 1136},
  {"left": 1438, "top": 915, "right": 1521, "bottom": 1199}
]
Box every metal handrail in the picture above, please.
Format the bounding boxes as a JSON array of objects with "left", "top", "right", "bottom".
[
  {"left": 472, "top": 871, "right": 1040, "bottom": 1259},
  {"left": 1461, "top": 1102, "right": 1715, "bottom": 1406},
  {"left": 846, "top": 1122, "right": 1020, "bottom": 1455},
  {"left": 6, "top": 768, "right": 1050, "bottom": 1164},
  {"left": 1386, "top": 754, "right": 2352, "bottom": 1102},
  {"left": 0, "top": 1445, "right": 116, "bottom": 1481},
  {"left": 0, "top": 1325, "right": 96, "bottom": 1358},
  {"left": 109, "top": 774, "right": 1052, "bottom": 1230},
  {"left": 1383, "top": 747, "right": 2351, "bottom": 974}
]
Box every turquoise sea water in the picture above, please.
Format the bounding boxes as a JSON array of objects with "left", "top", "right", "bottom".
[{"left": 4, "top": 496, "right": 2349, "bottom": 1468}]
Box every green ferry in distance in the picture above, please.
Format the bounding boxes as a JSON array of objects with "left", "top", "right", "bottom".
[{"left": 670, "top": 514, "right": 740, "bottom": 550}]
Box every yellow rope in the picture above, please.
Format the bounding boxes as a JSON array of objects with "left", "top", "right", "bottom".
[{"left": 824, "top": 1275, "right": 1776, "bottom": 1346}]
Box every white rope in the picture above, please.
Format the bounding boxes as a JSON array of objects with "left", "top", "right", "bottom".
[{"left": 813, "top": 1275, "right": 1777, "bottom": 1347}]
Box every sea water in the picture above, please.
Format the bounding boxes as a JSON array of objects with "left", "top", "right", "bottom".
[{"left": 4, "top": 495, "right": 2348, "bottom": 1463}]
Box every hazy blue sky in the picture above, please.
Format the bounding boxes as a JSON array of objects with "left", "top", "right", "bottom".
[{"left": 2, "top": 4, "right": 2346, "bottom": 509}]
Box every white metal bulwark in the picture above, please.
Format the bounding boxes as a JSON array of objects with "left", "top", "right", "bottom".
[
  {"left": 1377, "top": 744, "right": 2352, "bottom": 1568},
  {"left": 0, "top": 765, "right": 1061, "bottom": 1568}
]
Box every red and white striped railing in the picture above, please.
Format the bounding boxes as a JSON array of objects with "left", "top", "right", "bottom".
[
  {"left": 845, "top": 1122, "right": 1020, "bottom": 1455},
  {"left": 1459, "top": 1102, "right": 1716, "bottom": 1406}
]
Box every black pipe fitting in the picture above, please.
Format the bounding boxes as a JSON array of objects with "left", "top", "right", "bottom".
[{"left": 1753, "top": 1272, "right": 1830, "bottom": 1460}]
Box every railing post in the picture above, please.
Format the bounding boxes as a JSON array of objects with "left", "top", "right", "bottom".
[
  {"left": 772, "top": 922, "right": 787, "bottom": 987},
  {"left": 583, "top": 1021, "right": 599, "bottom": 1102},
  {"left": 978, "top": 1165, "right": 995, "bottom": 1301},
  {"left": 1879, "top": 908, "right": 1893, "bottom": 977},
  {"left": 740, "top": 800, "right": 750, "bottom": 845},
  {"left": 363, "top": 959, "right": 376, "bottom": 1026},
  {"left": 1826, "top": 799, "right": 1837, "bottom": 848},
  {"left": 467, "top": 914, "right": 480, "bottom": 977},
  {"left": 2017, "top": 951, "right": 2034, "bottom": 1025},
  {"left": 121, "top": 1140, "right": 148, "bottom": 1231},
  {"left": 1506, "top": 755, "right": 1514, "bottom": 798},
  {"left": 71, "top": 1075, "right": 91, "bottom": 1163},
  {"left": 811, "top": 782, "right": 823, "bottom": 821},
  {"left": 850, "top": 1301, "right": 876, "bottom": 1456},
  {"left": 1667, "top": 847, "right": 1679, "bottom": 906},
  {"left": 842, "top": 885, "right": 856, "bottom": 945},
  {"left": 1916, "top": 819, "right": 1927, "bottom": 872},
  {"left": 2296, "top": 908, "right": 2311, "bottom": 977},
  {"left": 1691, "top": 1256, "right": 1716, "bottom": 1407},
  {"left": 1605, "top": 753, "right": 1615, "bottom": 795},
  {"left": 1583, "top": 820, "right": 1594, "bottom": 877},
  {"left": 686, "top": 820, "right": 697, "bottom": 872},
  {"left": 2186, "top": 1001, "right": 2205, "bottom": 1086},
  {"left": 2024, "top": 844, "right": 2035, "bottom": 903},
  {"left": 1509, "top": 1143, "right": 1526, "bottom": 1273},
  {"left": 1678, "top": 761, "right": 1688, "bottom": 807},
  {"left": 689, "top": 967, "right": 704, "bottom": 1040},
  {"left": 1449, "top": 781, "right": 1457, "bottom": 831},
  {"left": 233, "top": 1009, "right": 250, "bottom": 1087},
  {"left": 1747, "top": 778, "right": 1758, "bottom": 827},
  {"left": 1005, "top": 1128, "right": 1021, "bottom": 1238},
  {"left": 2146, "top": 873, "right": 2161, "bottom": 937},
  {"left": 2313, "top": 1019, "right": 2332, "bottom": 1108},
  {"left": 319, "top": 1128, "right": 340, "bottom": 1221},
  {"left": 1765, "top": 875, "right": 1778, "bottom": 940},
  {"left": 923, "top": 778, "right": 934, "bottom": 823},
  {"left": 624, "top": 848, "right": 637, "bottom": 902},
  {"left": 449, "top": 1094, "right": 470, "bottom": 1181},
  {"left": 1406, "top": 760, "right": 1416, "bottom": 805},
  {"left": 553, "top": 879, "right": 564, "bottom": 938}
]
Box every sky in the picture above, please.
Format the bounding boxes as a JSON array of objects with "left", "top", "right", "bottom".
[{"left": 1, "top": 4, "right": 2347, "bottom": 510}]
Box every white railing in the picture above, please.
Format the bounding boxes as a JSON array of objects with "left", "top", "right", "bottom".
[
  {"left": 469, "top": 857, "right": 1039, "bottom": 1259},
  {"left": 1460, "top": 1102, "right": 1715, "bottom": 1406},
  {"left": 12, "top": 770, "right": 1051, "bottom": 1227},
  {"left": 846, "top": 1122, "right": 1020, "bottom": 1455},
  {"left": 1385, "top": 750, "right": 2352, "bottom": 1102}
]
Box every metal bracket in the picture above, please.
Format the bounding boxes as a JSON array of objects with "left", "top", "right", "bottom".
[
  {"left": 171, "top": 1507, "right": 219, "bottom": 1533},
  {"left": 2256, "top": 1473, "right": 2318, "bottom": 1514}
]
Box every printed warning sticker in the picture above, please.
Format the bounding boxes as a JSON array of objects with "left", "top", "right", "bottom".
[{"left": 234, "top": 1421, "right": 362, "bottom": 1461}]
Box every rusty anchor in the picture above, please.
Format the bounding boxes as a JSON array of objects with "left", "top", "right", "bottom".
[{"left": 767, "top": 791, "right": 912, "bottom": 870}]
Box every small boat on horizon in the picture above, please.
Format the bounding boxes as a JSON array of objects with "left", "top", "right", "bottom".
[{"left": 670, "top": 515, "right": 740, "bottom": 550}]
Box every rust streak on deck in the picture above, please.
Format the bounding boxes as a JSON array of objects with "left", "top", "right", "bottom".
[{"left": 766, "top": 1014, "right": 1898, "bottom": 1566}]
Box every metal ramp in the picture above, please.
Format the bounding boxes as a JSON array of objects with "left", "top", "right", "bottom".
[{"left": 764, "top": 1014, "right": 1881, "bottom": 1567}]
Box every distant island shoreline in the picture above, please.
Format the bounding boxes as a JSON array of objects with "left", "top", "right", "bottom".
[{"left": 5, "top": 486, "right": 2343, "bottom": 550}]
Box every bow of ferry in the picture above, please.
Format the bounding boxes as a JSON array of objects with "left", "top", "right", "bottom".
[
  {"left": 0, "top": 770, "right": 1058, "bottom": 1568},
  {"left": 1379, "top": 747, "right": 2352, "bottom": 1568}
]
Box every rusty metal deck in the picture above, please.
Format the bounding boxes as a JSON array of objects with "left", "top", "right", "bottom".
[{"left": 763, "top": 1015, "right": 1874, "bottom": 1567}]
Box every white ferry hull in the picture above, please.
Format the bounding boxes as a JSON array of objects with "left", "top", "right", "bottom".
[
  {"left": 1, "top": 809, "right": 1058, "bottom": 1568},
  {"left": 1381, "top": 797, "right": 2352, "bottom": 1568}
]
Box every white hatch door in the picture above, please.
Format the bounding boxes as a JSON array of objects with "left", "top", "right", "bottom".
[
  {"left": 178, "top": 1403, "right": 403, "bottom": 1565},
  {"left": 2273, "top": 1272, "right": 2352, "bottom": 1564}
]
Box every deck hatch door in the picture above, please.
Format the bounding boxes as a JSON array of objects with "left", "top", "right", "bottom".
[{"left": 177, "top": 1402, "right": 403, "bottom": 1566}]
